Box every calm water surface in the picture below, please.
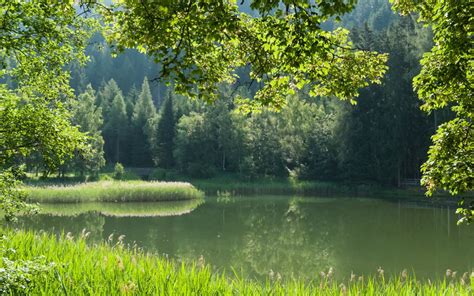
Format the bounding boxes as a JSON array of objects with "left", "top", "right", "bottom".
[{"left": 15, "top": 196, "right": 474, "bottom": 280}]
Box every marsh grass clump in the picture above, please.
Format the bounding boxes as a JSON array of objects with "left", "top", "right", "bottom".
[
  {"left": 25, "top": 181, "right": 204, "bottom": 203},
  {"left": 1, "top": 230, "right": 473, "bottom": 295}
]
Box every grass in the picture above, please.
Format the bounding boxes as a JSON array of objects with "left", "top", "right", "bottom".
[
  {"left": 1, "top": 229, "right": 472, "bottom": 295},
  {"left": 25, "top": 181, "right": 204, "bottom": 203},
  {"left": 37, "top": 200, "right": 204, "bottom": 217}
]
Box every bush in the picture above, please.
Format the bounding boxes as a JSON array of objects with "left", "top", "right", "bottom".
[
  {"left": 113, "top": 163, "right": 125, "bottom": 180},
  {"left": 149, "top": 168, "right": 167, "bottom": 181}
]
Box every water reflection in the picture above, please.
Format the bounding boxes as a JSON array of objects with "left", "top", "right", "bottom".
[{"left": 13, "top": 196, "right": 474, "bottom": 280}]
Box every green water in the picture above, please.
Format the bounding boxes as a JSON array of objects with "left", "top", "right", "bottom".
[{"left": 15, "top": 196, "right": 474, "bottom": 281}]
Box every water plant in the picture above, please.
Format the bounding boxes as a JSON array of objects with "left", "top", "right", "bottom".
[{"left": 25, "top": 181, "right": 204, "bottom": 203}]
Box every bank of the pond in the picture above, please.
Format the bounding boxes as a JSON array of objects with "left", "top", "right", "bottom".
[
  {"left": 25, "top": 181, "right": 204, "bottom": 203},
  {"left": 192, "top": 177, "right": 423, "bottom": 198},
  {"left": 1, "top": 230, "right": 472, "bottom": 295},
  {"left": 38, "top": 199, "right": 203, "bottom": 217}
]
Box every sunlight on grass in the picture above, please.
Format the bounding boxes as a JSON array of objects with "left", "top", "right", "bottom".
[
  {"left": 25, "top": 181, "right": 204, "bottom": 203},
  {"left": 1, "top": 230, "right": 473, "bottom": 295}
]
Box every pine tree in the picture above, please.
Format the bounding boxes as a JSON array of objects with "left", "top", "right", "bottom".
[
  {"left": 131, "top": 78, "right": 156, "bottom": 167},
  {"left": 70, "top": 84, "right": 106, "bottom": 177},
  {"left": 105, "top": 93, "right": 128, "bottom": 164},
  {"left": 154, "top": 94, "right": 175, "bottom": 168},
  {"left": 97, "top": 79, "right": 123, "bottom": 163}
]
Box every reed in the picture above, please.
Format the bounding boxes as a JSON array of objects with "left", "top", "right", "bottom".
[
  {"left": 1, "top": 229, "right": 472, "bottom": 295},
  {"left": 25, "top": 181, "right": 204, "bottom": 203}
]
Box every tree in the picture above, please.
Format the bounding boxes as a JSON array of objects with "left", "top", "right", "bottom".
[
  {"left": 97, "top": 79, "right": 124, "bottom": 163},
  {"left": 154, "top": 94, "right": 176, "bottom": 169},
  {"left": 100, "top": 1, "right": 388, "bottom": 110},
  {"left": 131, "top": 78, "right": 156, "bottom": 167},
  {"left": 105, "top": 93, "right": 128, "bottom": 164},
  {"left": 174, "top": 113, "right": 215, "bottom": 177},
  {"left": 70, "top": 84, "right": 106, "bottom": 177},
  {"left": 391, "top": 0, "right": 473, "bottom": 223},
  {"left": 0, "top": 1, "right": 95, "bottom": 219},
  {"left": 336, "top": 19, "right": 432, "bottom": 185}
]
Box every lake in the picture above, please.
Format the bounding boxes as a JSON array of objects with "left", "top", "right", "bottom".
[{"left": 14, "top": 196, "right": 474, "bottom": 281}]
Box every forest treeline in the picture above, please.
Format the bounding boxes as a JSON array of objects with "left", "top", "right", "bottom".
[{"left": 25, "top": 1, "right": 448, "bottom": 186}]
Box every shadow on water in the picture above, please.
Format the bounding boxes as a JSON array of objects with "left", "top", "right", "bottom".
[{"left": 12, "top": 196, "right": 474, "bottom": 281}]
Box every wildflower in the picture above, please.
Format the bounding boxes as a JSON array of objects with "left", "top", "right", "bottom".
[
  {"left": 108, "top": 233, "right": 114, "bottom": 242},
  {"left": 339, "top": 283, "right": 347, "bottom": 296},
  {"left": 461, "top": 272, "right": 470, "bottom": 286},
  {"left": 269, "top": 269, "right": 275, "bottom": 281},
  {"left": 401, "top": 269, "right": 408, "bottom": 282},
  {"left": 446, "top": 269, "right": 452, "bottom": 278},
  {"left": 350, "top": 271, "right": 356, "bottom": 282},
  {"left": 327, "top": 267, "right": 334, "bottom": 279},
  {"left": 116, "top": 255, "right": 124, "bottom": 271},
  {"left": 118, "top": 234, "right": 126, "bottom": 243},
  {"left": 377, "top": 267, "right": 384, "bottom": 279},
  {"left": 66, "top": 232, "right": 74, "bottom": 241},
  {"left": 120, "top": 281, "right": 137, "bottom": 294},
  {"left": 197, "top": 255, "right": 205, "bottom": 269},
  {"left": 80, "top": 229, "right": 90, "bottom": 240},
  {"left": 276, "top": 272, "right": 282, "bottom": 281}
]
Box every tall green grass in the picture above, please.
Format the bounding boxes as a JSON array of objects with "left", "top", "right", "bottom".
[
  {"left": 25, "top": 181, "right": 204, "bottom": 203},
  {"left": 38, "top": 200, "right": 203, "bottom": 217},
  {"left": 1, "top": 230, "right": 472, "bottom": 295}
]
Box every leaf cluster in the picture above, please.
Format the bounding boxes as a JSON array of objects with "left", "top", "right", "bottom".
[{"left": 100, "top": 0, "right": 388, "bottom": 111}]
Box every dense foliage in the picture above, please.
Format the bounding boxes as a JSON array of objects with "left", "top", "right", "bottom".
[
  {"left": 51, "top": 5, "right": 434, "bottom": 189},
  {"left": 100, "top": 0, "right": 388, "bottom": 110},
  {"left": 391, "top": 0, "right": 473, "bottom": 222},
  {"left": 0, "top": 0, "right": 95, "bottom": 216}
]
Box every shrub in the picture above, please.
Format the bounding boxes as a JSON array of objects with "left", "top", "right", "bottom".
[
  {"left": 149, "top": 168, "right": 167, "bottom": 181},
  {"left": 113, "top": 163, "right": 125, "bottom": 180}
]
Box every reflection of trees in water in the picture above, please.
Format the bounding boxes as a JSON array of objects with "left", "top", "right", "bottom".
[
  {"left": 13, "top": 212, "right": 105, "bottom": 242},
  {"left": 238, "top": 197, "right": 338, "bottom": 280}
]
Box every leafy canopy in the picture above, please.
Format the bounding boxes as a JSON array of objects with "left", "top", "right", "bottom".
[
  {"left": 391, "top": 0, "right": 473, "bottom": 223},
  {"left": 100, "top": 0, "right": 388, "bottom": 111},
  {"left": 0, "top": 1, "right": 96, "bottom": 218}
]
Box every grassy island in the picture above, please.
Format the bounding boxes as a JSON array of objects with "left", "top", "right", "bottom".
[
  {"left": 25, "top": 181, "right": 204, "bottom": 203},
  {"left": 1, "top": 230, "right": 472, "bottom": 295}
]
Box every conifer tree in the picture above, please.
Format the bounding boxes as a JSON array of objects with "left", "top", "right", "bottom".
[
  {"left": 97, "top": 79, "right": 123, "bottom": 163},
  {"left": 131, "top": 78, "right": 156, "bottom": 167},
  {"left": 70, "top": 84, "right": 106, "bottom": 177},
  {"left": 154, "top": 94, "right": 176, "bottom": 168},
  {"left": 106, "top": 93, "right": 128, "bottom": 163}
]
